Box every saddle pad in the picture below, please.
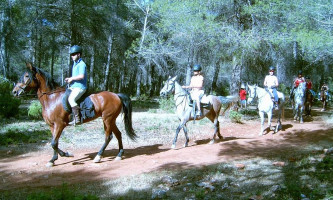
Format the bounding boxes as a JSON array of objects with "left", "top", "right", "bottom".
[{"left": 62, "top": 89, "right": 95, "bottom": 120}]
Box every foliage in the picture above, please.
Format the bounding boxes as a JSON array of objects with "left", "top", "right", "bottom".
[
  {"left": 229, "top": 110, "right": 243, "bottom": 123},
  {"left": 278, "top": 83, "right": 289, "bottom": 95},
  {"left": 1, "top": 0, "right": 333, "bottom": 98},
  {"left": 239, "top": 109, "right": 258, "bottom": 116},
  {"left": 158, "top": 96, "right": 175, "bottom": 113},
  {"left": 0, "top": 128, "right": 50, "bottom": 146},
  {"left": 26, "top": 183, "right": 98, "bottom": 200},
  {"left": 28, "top": 100, "right": 43, "bottom": 119},
  {"left": 0, "top": 76, "right": 21, "bottom": 118}
]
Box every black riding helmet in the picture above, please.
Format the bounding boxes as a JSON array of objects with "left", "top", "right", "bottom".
[
  {"left": 298, "top": 70, "right": 302, "bottom": 75},
  {"left": 193, "top": 64, "right": 201, "bottom": 71},
  {"left": 69, "top": 45, "right": 82, "bottom": 55},
  {"left": 269, "top": 66, "right": 275, "bottom": 71}
]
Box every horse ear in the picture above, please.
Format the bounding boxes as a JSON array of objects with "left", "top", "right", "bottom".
[{"left": 26, "top": 62, "right": 36, "bottom": 72}]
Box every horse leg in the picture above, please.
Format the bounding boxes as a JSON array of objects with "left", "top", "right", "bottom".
[
  {"left": 172, "top": 120, "right": 186, "bottom": 149},
  {"left": 259, "top": 111, "right": 265, "bottom": 136},
  {"left": 207, "top": 114, "right": 222, "bottom": 144},
  {"left": 112, "top": 125, "right": 125, "bottom": 161},
  {"left": 267, "top": 111, "right": 274, "bottom": 132},
  {"left": 93, "top": 121, "right": 115, "bottom": 163},
  {"left": 183, "top": 124, "right": 189, "bottom": 147},
  {"left": 46, "top": 125, "right": 73, "bottom": 167},
  {"left": 300, "top": 106, "right": 304, "bottom": 123}
]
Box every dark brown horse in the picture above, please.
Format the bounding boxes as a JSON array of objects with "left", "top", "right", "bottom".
[
  {"left": 12, "top": 63, "right": 137, "bottom": 167},
  {"left": 304, "top": 89, "right": 313, "bottom": 116}
]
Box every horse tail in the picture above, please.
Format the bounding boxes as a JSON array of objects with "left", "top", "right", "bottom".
[{"left": 117, "top": 93, "right": 137, "bottom": 141}]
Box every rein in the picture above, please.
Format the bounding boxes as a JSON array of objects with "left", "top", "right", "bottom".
[{"left": 37, "top": 88, "right": 66, "bottom": 99}]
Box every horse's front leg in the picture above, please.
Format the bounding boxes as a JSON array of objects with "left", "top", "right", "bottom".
[
  {"left": 183, "top": 124, "right": 189, "bottom": 147},
  {"left": 267, "top": 111, "right": 274, "bottom": 132},
  {"left": 300, "top": 106, "right": 304, "bottom": 123},
  {"left": 293, "top": 107, "right": 298, "bottom": 121},
  {"left": 259, "top": 111, "right": 265, "bottom": 136},
  {"left": 46, "top": 124, "right": 73, "bottom": 167},
  {"left": 172, "top": 120, "right": 186, "bottom": 149}
]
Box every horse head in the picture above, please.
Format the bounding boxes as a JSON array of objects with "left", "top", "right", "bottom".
[
  {"left": 160, "top": 76, "right": 177, "bottom": 97},
  {"left": 247, "top": 84, "right": 257, "bottom": 104},
  {"left": 12, "top": 63, "right": 39, "bottom": 97}
]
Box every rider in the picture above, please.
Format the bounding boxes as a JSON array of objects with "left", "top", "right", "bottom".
[
  {"left": 264, "top": 66, "right": 279, "bottom": 110},
  {"left": 65, "top": 45, "right": 87, "bottom": 125},
  {"left": 305, "top": 76, "right": 316, "bottom": 97},
  {"left": 320, "top": 80, "right": 329, "bottom": 101},
  {"left": 182, "top": 64, "right": 204, "bottom": 116},
  {"left": 290, "top": 70, "right": 305, "bottom": 100},
  {"left": 239, "top": 83, "right": 247, "bottom": 109}
]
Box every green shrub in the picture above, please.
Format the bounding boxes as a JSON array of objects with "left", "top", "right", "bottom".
[
  {"left": 28, "top": 100, "right": 43, "bottom": 119},
  {"left": 279, "top": 83, "right": 289, "bottom": 95},
  {"left": 0, "top": 75, "right": 21, "bottom": 118},
  {"left": 239, "top": 109, "right": 258, "bottom": 116},
  {"left": 159, "top": 96, "right": 175, "bottom": 113},
  {"left": 229, "top": 110, "right": 243, "bottom": 123}
]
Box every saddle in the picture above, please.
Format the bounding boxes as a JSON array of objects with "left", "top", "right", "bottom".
[{"left": 62, "top": 89, "right": 96, "bottom": 121}]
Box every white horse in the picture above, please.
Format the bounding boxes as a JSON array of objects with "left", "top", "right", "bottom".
[
  {"left": 159, "top": 76, "right": 238, "bottom": 149},
  {"left": 247, "top": 84, "right": 285, "bottom": 136},
  {"left": 293, "top": 82, "right": 306, "bottom": 123}
]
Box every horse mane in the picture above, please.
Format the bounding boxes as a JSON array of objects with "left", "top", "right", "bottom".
[{"left": 24, "top": 67, "right": 60, "bottom": 90}]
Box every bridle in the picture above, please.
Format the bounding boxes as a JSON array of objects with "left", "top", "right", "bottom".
[{"left": 249, "top": 85, "right": 257, "bottom": 99}]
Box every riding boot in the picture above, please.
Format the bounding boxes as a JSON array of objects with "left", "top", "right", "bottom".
[{"left": 69, "top": 106, "right": 81, "bottom": 126}]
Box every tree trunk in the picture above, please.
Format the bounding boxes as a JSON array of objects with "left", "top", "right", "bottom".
[
  {"left": 231, "top": 55, "right": 241, "bottom": 95},
  {"left": 104, "top": 33, "right": 113, "bottom": 91},
  {"left": 136, "top": 66, "right": 142, "bottom": 97},
  {"left": 89, "top": 46, "right": 95, "bottom": 89}
]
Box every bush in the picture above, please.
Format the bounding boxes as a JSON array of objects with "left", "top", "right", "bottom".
[
  {"left": 229, "top": 110, "right": 243, "bottom": 123},
  {"left": 28, "top": 100, "right": 43, "bottom": 119},
  {"left": 0, "top": 75, "right": 21, "bottom": 118},
  {"left": 159, "top": 96, "right": 176, "bottom": 113},
  {"left": 279, "top": 83, "right": 289, "bottom": 95}
]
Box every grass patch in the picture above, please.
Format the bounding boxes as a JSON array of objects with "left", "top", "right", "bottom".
[{"left": 0, "top": 128, "right": 51, "bottom": 146}]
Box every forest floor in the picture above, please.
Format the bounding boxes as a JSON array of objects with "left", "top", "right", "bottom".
[{"left": 1, "top": 104, "right": 333, "bottom": 199}]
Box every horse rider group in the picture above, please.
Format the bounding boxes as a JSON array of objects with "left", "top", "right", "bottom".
[{"left": 64, "top": 45, "right": 329, "bottom": 124}]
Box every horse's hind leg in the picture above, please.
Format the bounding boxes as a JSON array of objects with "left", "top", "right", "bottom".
[
  {"left": 111, "top": 125, "right": 125, "bottom": 160},
  {"left": 93, "top": 121, "right": 114, "bottom": 163},
  {"left": 209, "top": 115, "right": 222, "bottom": 144}
]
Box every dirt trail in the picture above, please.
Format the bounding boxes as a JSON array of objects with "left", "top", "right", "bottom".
[{"left": 1, "top": 108, "right": 332, "bottom": 191}]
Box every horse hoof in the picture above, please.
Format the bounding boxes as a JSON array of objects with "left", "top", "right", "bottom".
[
  {"left": 209, "top": 140, "right": 215, "bottom": 145},
  {"left": 45, "top": 162, "right": 54, "bottom": 168},
  {"left": 171, "top": 144, "right": 176, "bottom": 149},
  {"left": 115, "top": 156, "right": 122, "bottom": 161},
  {"left": 183, "top": 143, "right": 188, "bottom": 148},
  {"left": 66, "top": 152, "right": 74, "bottom": 157},
  {"left": 93, "top": 155, "right": 102, "bottom": 163}
]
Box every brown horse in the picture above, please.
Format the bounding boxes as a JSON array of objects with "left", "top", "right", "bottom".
[
  {"left": 304, "top": 89, "right": 313, "bottom": 116},
  {"left": 12, "top": 63, "right": 137, "bottom": 167}
]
